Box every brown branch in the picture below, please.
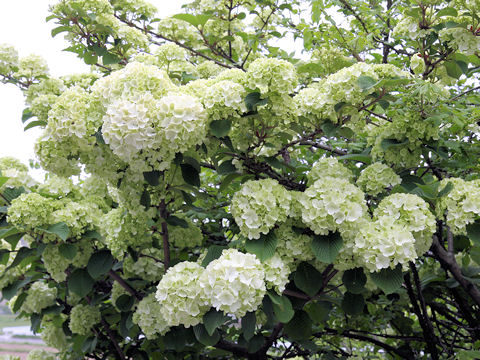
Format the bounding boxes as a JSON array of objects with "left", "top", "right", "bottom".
[
  {"left": 159, "top": 199, "right": 170, "bottom": 270},
  {"left": 431, "top": 236, "right": 480, "bottom": 308},
  {"left": 449, "top": 85, "right": 480, "bottom": 102},
  {"left": 108, "top": 269, "right": 142, "bottom": 300}
]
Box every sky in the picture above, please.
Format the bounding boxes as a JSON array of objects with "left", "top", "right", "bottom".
[{"left": 0, "top": 0, "right": 186, "bottom": 179}]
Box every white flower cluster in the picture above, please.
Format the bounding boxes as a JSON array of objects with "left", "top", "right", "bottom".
[
  {"left": 231, "top": 179, "right": 291, "bottom": 239},
  {"left": 307, "top": 157, "right": 354, "bottom": 184},
  {"left": 200, "top": 249, "right": 266, "bottom": 317},
  {"left": 21, "top": 282, "right": 57, "bottom": 314},
  {"left": 26, "top": 350, "right": 56, "bottom": 360},
  {"left": 167, "top": 215, "right": 204, "bottom": 249},
  {"left": 439, "top": 27, "right": 480, "bottom": 56},
  {"left": 262, "top": 254, "right": 291, "bottom": 293},
  {"left": 123, "top": 249, "right": 164, "bottom": 282},
  {"left": 274, "top": 221, "right": 315, "bottom": 264},
  {"left": 245, "top": 58, "right": 298, "bottom": 95},
  {"left": 410, "top": 54, "right": 426, "bottom": 75},
  {"left": 133, "top": 293, "right": 169, "bottom": 339},
  {"left": 155, "top": 261, "right": 208, "bottom": 328},
  {"left": 356, "top": 163, "right": 402, "bottom": 196},
  {"left": 8, "top": 193, "right": 59, "bottom": 231},
  {"left": 0, "top": 157, "right": 36, "bottom": 191},
  {"left": 298, "top": 177, "right": 367, "bottom": 235},
  {"left": 69, "top": 304, "right": 101, "bottom": 335},
  {"left": 437, "top": 178, "right": 480, "bottom": 234},
  {"left": 0, "top": 44, "right": 18, "bottom": 75},
  {"left": 40, "top": 319, "right": 67, "bottom": 351},
  {"left": 202, "top": 80, "right": 247, "bottom": 121},
  {"left": 42, "top": 245, "right": 71, "bottom": 282},
  {"left": 52, "top": 201, "right": 100, "bottom": 238}
]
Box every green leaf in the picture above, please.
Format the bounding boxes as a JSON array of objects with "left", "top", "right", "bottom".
[
  {"left": 87, "top": 250, "right": 114, "bottom": 279},
  {"left": 210, "top": 119, "right": 232, "bottom": 138},
  {"left": 219, "top": 173, "right": 242, "bottom": 192},
  {"left": 284, "top": 311, "right": 312, "bottom": 340},
  {"left": 2, "top": 278, "right": 31, "bottom": 300},
  {"left": 21, "top": 109, "right": 34, "bottom": 123},
  {"left": 116, "top": 294, "right": 135, "bottom": 312},
  {"left": 69, "top": 269, "right": 94, "bottom": 298},
  {"left": 103, "top": 52, "right": 121, "bottom": 65},
  {"left": 2, "top": 187, "right": 25, "bottom": 202},
  {"left": 311, "top": 232, "right": 343, "bottom": 264},
  {"left": 83, "top": 230, "right": 103, "bottom": 240},
  {"left": 294, "top": 262, "right": 323, "bottom": 297},
  {"left": 437, "top": 7, "right": 458, "bottom": 17},
  {"left": 203, "top": 309, "right": 228, "bottom": 336},
  {"left": 84, "top": 52, "right": 98, "bottom": 65},
  {"left": 7, "top": 247, "right": 35, "bottom": 271},
  {"left": 245, "top": 232, "right": 277, "bottom": 262},
  {"left": 12, "top": 292, "right": 28, "bottom": 313},
  {"left": 201, "top": 245, "right": 226, "bottom": 267},
  {"left": 0, "top": 227, "right": 21, "bottom": 240},
  {"left": 445, "top": 61, "right": 463, "bottom": 79},
  {"left": 267, "top": 293, "right": 294, "bottom": 323},
  {"left": 143, "top": 170, "right": 161, "bottom": 186},
  {"left": 338, "top": 154, "right": 372, "bottom": 164},
  {"left": 0, "top": 177, "right": 8, "bottom": 188},
  {"left": 245, "top": 92, "right": 268, "bottom": 111},
  {"left": 95, "top": 128, "right": 105, "bottom": 145},
  {"left": 370, "top": 264, "right": 403, "bottom": 294},
  {"left": 59, "top": 243, "right": 77, "bottom": 260},
  {"left": 466, "top": 222, "right": 480, "bottom": 246},
  {"left": 469, "top": 245, "right": 480, "bottom": 265},
  {"left": 241, "top": 312, "right": 256, "bottom": 341},
  {"left": 39, "top": 222, "right": 70, "bottom": 241},
  {"left": 342, "top": 268, "right": 367, "bottom": 294},
  {"left": 24, "top": 120, "right": 47, "bottom": 131},
  {"left": 166, "top": 215, "right": 189, "bottom": 228},
  {"left": 193, "top": 324, "right": 220, "bottom": 346},
  {"left": 217, "top": 160, "right": 237, "bottom": 175},
  {"left": 172, "top": 13, "right": 210, "bottom": 27},
  {"left": 247, "top": 334, "right": 265, "bottom": 353},
  {"left": 438, "top": 181, "right": 453, "bottom": 198},
  {"left": 237, "top": 12, "right": 246, "bottom": 20},
  {"left": 140, "top": 190, "right": 151, "bottom": 208},
  {"left": 181, "top": 164, "right": 200, "bottom": 187},
  {"left": 357, "top": 75, "right": 377, "bottom": 90},
  {"left": 31, "top": 313, "right": 43, "bottom": 334},
  {"left": 381, "top": 138, "right": 409, "bottom": 151},
  {"left": 305, "top": 301, "right": 331, "bottom": 324},
  {"left": 51, "top": 26, "right": 71, "bottom": 37},
  {"left": 341, "top": 292, "right": 365, "bottom": 315}
]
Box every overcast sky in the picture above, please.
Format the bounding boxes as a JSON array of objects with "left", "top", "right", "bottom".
[{"left": 0, "top": 0, "right": 186, "bottom": 179}]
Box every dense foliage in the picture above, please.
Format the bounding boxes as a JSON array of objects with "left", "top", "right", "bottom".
[{"left": 1, "top": 0, "right": 480, "bottom": 358}]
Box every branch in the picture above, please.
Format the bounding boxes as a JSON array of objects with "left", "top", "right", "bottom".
[
  {"left": 159, "top": 199, "right": 171, "bottom": 270},
  {"left": 449, "top": 85, "right": 480, "bottom": 102},
  {"left": 108, "top": 269, "right": 142, "bottom": 300},
  {"left": 431, "top": 235, "right": 480, "bottom": 308}
]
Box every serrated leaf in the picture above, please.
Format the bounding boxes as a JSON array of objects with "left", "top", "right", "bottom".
[
  {"left": 7, "top": 247, "right": 35, "bottom": 271},
  {"left": 267, "top": 293, "right": 294, "bottom": 323},
  {"left": 338, "top": 153, "right": 372, "bottom": 164},
  {"left": 69, "top": 269, "right": 94, "bottom": 297},
  {"left": 103, "top": 52, "right": 121, "bottom": 65},
  {"left": 201, "top": 245, "right": 226, "bottom": 267},
  {"left": 466, "top": 222, "right": 480, "bottom": 246},
  {"left": 294, "top": 262, "right": 323, "bottom": 297},
  {"left": 193, "top": 324, "right": 220, "bottom": 346},
  {"left": 210, "top": 118, "right": 232, "bottom": 138},
  {"left": 438, "top": 181, "right": 453, "bottom": 198},
  {"left": 311, "top": 232, "right": 343, "bottom": 264},
  {"left": 370, "top": 264, "right": 403, "bottom": 294},
  {"left": 84, "top": 52, "right": 98, "bottom": 65},
  {"left": 342, "top": 268, "right": 367, "bottom": 294},
  {"left": 59, "top": 243, "right": 77, "bottom": 260},
  {"left": 2, "top": 278, "right": 31, "bottom": 300},
  {"left": 381, "top": 138, "right": 409, "bottom": 151},
  {"left": 39, "top": 222, "right": 70, "bottom": 241},
  {"left": 341, "top": 292, "right": 365, "bottom": 315},
  {"left": 241, "top": 312, "right": 256, "bottom": 340},
  {"left": 181, "top": 164, "right": 200, "bottom": 187},
  {"left": 172, "top": 13, "right": 210, "bottom": 27},
  {"left": 140, "top": 190, "right": 151, "bottom": 208},
  {"left": 87, "top": 250, "right": 114, "bottom": 279},
  {"left": 166, "top": 215, "right": 189, "bottom": 228},
  {"left": 245, "top": 232, "right": 277, "bottom": 261},
  {"left": 217, "top": 160, "right": 237, "bottom": 175},
  {"left": 51, "top": 26, "right": 70, "bottom": 37},
  {"left": 143, "top": 170, "right": 161, "bottom": 186},
  {"left": 437, "top": 7, "right": 458, "bottom": 17},
  {"left": 357, "top": 75, "right": 377, "bottom": 90},
  {"left": 83, "top": 230, "right": 102, "bottom": 240},
  {"left": 2, "top": 187, "right": 25, "bottom": 202},
  {"left": 24, "top": 120, "right": 47, "bottom": 131},
  {"left": 116, "top": 294, "right": 135, "bottom": 312},
  {"left": 305, "top": 301, "right": 331, "bottom": 324},
  {"left": 21, "top": 109, "right": 34, "bottom": 123},
  {"left": 284, "top": 311, "right": 312, "bottom": 340},
  {"left": 219, "top": 173, "right": 242, "bottom": 192},
  {"left": 245, "top": 92, "right": 267, "bottom": 111},
  {"left": 203, "top": 309, "right": 228, "bottom": 336}
]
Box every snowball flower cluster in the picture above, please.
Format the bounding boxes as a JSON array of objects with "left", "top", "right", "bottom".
[
  {"left": 8, "top": 193, "right": 59, "bottom": 231},
  {"left": 69, "top": 304, "right": 101, "bottom": 335},
  {"left": 26, "top": 350, "right": 56, "bottom": 360},
  {"left": 439, "top": 27, "right": 480, "bottom": 56},
  {"left": 246, "top": 58, "right": 298, "bottom": 95},
  {"left": 123, "top": 249, "right": 164, "bottom": 282},
  {"left": 0, "top": 44, "right": 18, "bottom": 75},
  {"left": 298, "top": 177, "right": 367, "bottom": 235},
  {"left": 437, "top": 178, "right": 480, "bottom": 235},
  {"left": 40, "top": 319, "right": 67, "bottom": 350},
  {"left": 356, "top": 163, "right": 402, "bottom": 196},
  {"left": 200, "top": 249, "right": 266, "bottom": 318},
  {"left": 167, "top": 215, "right": 203, "bottom": 249},
  {"left": 262, "top": 254, "right": 291, "bottom": 293},
  {"left": 21, "top": 282, "right": 57, "bottom": 314},
  {"left": 307, "top": 157, "right": 354, "bottom": 184},
  {"left": 133, "top": 293, "right": 169, "bottom": 339},
  {"left": 274, "top": 221, "right": 314, "bottom": 263},
  {"left": 202, "top": 80, "right": 247, "bottom": 121},
  {"left": 0, "top": 157, "right": 36, "bottom": 191},
  {"left": 155, "top": 261, "right": 209, "bottom": 328},
  {"left": 231, "top": 179, "right": 291, "bottom": 239},
  {"left": 410, "top": 54, "right": 426, "bottom": 75}
]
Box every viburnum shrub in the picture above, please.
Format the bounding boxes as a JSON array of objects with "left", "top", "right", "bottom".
[{"left": 1, "top": 0, "right": 480, "bottom": 358}]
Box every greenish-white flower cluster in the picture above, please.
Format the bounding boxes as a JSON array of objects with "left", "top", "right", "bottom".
[
  {"left": 437, "top": 178, "right": 480, "bottom": 234},
  {"left": 245, "top": 58, "right": 298, "bottom": 95},
  {"left": 200, "top": 249, "right": 266, "bottom": 317},
  {"left": 263, "top": 254, "right": 291, "bottom": 293},
  {"left": 231, "top": 179, "right": 291, "bottom": 239},
  {"left": 307, "top": 157, "right": 354, "bottom": 184},
  {"left": 21, "top": 282, "right": 57, "bottom": 314},
  {"left": 0, "top": 157, "right": 36, "bottom": 191},
  {"left": 40, "top": 319, "right": 68, "bottom": 350},
  {"left": 26, "top": 350, "right": 56, "bottom": 360},
  {"left": 356, "top": 163, "right": 402, "bottom": 196},
  {"left": 133, "top": 293, "right": 169, "bottom": 339},
  {"left": 155, "top": 261, "right": 208, "bottom": 328},
  {"left": 167, "top": 215, "right": 203, "bottom": 249},
  {"left": 69, "top": 304, "right": 101, "bottom": 335}
]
